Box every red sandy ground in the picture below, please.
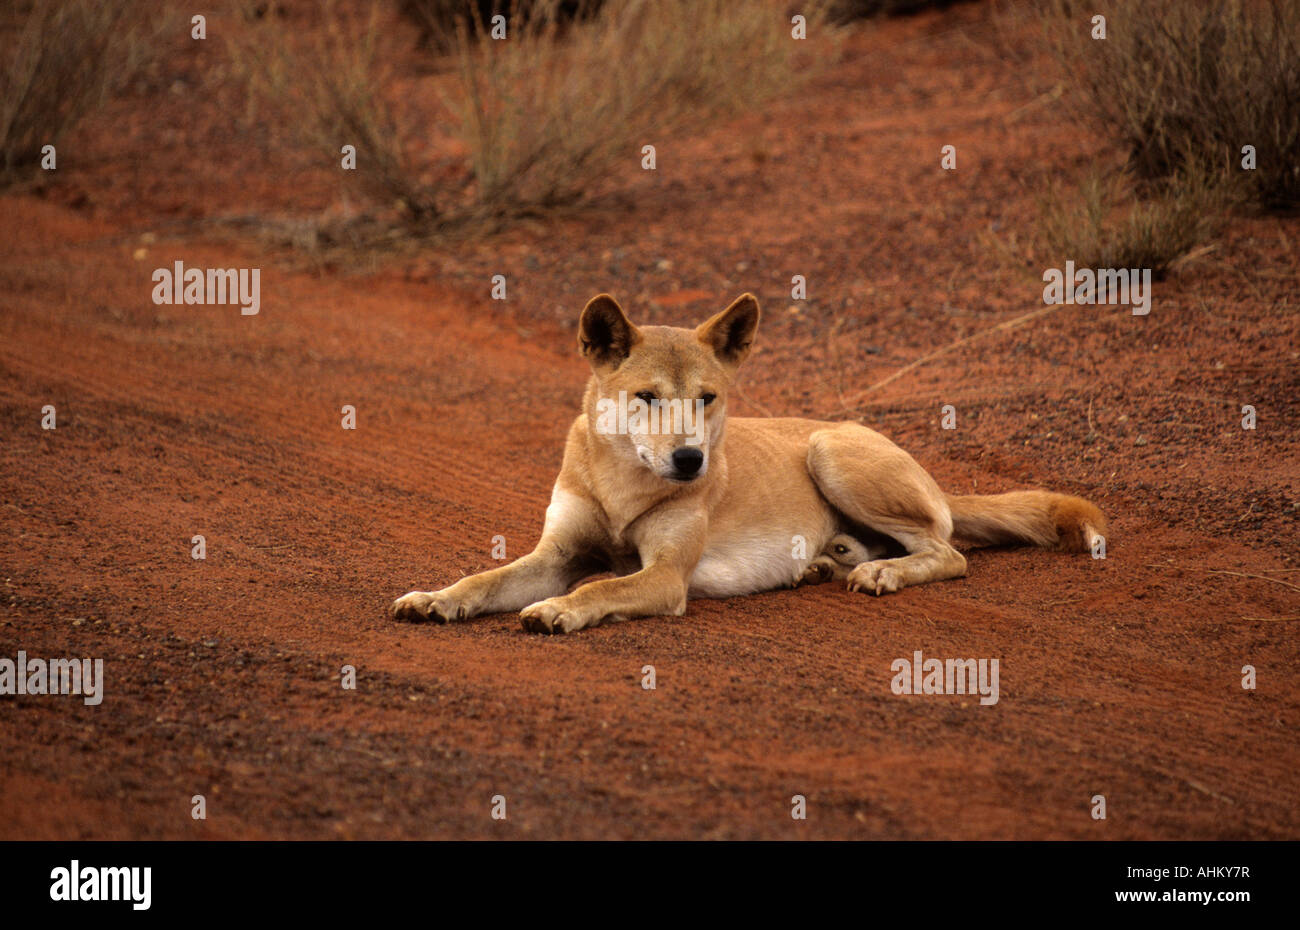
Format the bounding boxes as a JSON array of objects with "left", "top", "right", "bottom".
[{"left": 0, "top": 4, "right": 1297, "bottom": 839}]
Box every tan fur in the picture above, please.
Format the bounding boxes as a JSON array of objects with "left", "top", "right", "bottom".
[
  {"left": 796, "top": 533, "right": 888, "bottom": 586},
  {"left": 392, "top": 294, "right": 1109, "bottom": 633},
  {"left": 947, "top": 491, "right": 1107, "bottom": 551}
]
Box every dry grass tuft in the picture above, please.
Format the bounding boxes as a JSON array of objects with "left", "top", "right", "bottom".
[
  {"left": 231, "top": 0, "right": 837, "bottom": 235},
  {"left": 1037, "top": 166, "right": 1235, "bottom": 277},
  {"left": 0, "top": 0, "right": 161, "bottom": 183}
]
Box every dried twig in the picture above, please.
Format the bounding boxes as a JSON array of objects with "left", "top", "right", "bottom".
[
  {"left": 839, "top": 300, "right": 1068, "bottom": 407},
  {"left": 1205, "top": 570, "right": 1300, "bottom": 593}
]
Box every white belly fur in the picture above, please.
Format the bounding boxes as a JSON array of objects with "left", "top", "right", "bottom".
[{"left": 688, "top": 519, "right": 835, "bottom": 598}]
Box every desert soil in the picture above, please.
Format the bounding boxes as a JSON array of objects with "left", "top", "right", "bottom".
[{"left": 1, "top": 4, "right": 1297, "bottom": 839}]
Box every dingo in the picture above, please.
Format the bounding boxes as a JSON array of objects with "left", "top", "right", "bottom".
[{"left": 392, "top": 294, "right": 1107, "bottom": 633}]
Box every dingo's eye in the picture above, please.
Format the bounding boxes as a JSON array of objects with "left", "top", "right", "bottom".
[
  {"left": 833, "top": 544, "right": 849, "bottom": 555},
  {"left": 702, "top": 393, "right": 716, "bottom": 406},
  {"left": 634, "top": 391, "right": 655, "bottom": 404}
]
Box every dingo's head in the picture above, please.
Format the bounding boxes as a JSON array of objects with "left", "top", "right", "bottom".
[{"left": 579, "top": 293, "right": 760, "bottom": 484}]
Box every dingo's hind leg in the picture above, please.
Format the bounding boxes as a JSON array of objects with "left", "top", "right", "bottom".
[{"left": 807, "top": 424, "right": 966, "bottom": 595}]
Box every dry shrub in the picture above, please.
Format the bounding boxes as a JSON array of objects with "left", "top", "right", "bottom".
[
  {"left": 828, "top": 0, "right": 972, "bottom": 23},
  {"left": 1042, "top": 0, "right": 1300, "bottom": 211},
  {"left": 399, "top": 0, "right": 603, "bottom": 51},
  {"left": 449, "top": 0, "right": 836, "bottom": 219},
  {"left": 234, "top": 0, "right": 835, "bottom": 233},
  {"left": 0, "top": 0, "right": 157, "bottom": 181},
  {"left": 228, "top": 1, "right": 443, "bottom": 223},
  {"left": 397, "top": 0, "right": 472, "bottom": 50}
]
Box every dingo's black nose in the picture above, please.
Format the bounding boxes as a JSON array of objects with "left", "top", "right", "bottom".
[{"left": 671, "top": 447, "right": 704, "bottom": 476}]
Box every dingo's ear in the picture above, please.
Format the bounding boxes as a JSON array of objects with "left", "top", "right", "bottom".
[
  {"left": 697, "top": 293, "right": 760, "bottom": 367},
  {"left": 579, "top": 294, "right": 641, "bottom": 370}
]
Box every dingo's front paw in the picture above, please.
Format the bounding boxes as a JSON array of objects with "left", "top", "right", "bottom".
[
  {"left": 391, "top": 590, "right": 462, "bottom": 623},
  {"left": 847, "top": 561, "right": 904, "bottom": 596},
  {"left": 520, "top": 598, "right": 591, "bottom": 634}
]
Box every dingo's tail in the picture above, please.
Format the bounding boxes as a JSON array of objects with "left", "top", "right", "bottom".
[{"left": 945, "top": 491, "right": 1106, "bottom": 552}]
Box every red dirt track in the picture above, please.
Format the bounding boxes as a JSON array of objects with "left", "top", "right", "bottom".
[{"left": 1, "top": 5, "right": 1297, "bottom": 839}]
